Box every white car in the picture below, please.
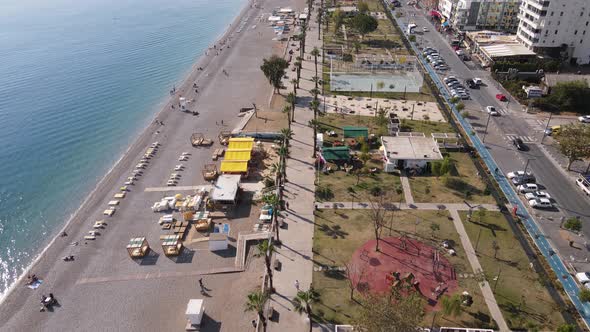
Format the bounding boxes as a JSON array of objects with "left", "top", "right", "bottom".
[
  {"left": 485, "top": 106, "right": 499, "bottom": 116},
  {"left": 524, "top": 191, "right": 551, "bottom": 200},
  {"left": 517, "top": 183, "right": 538, "bottom": 193},
  {"left": 528, "top": 198, "right": 552, "bottom": 209},
  {"left": 423, "top": 27, "right": 429, "bottom": 32},
  {"left": 579, "top": 115, "right": 590, "bottom": 123},
  {"left": 576, "top": 272, "right": 590, "bottom": 284},
  {"left": 507, "top": 171, "right": 533, "bottom": 179}
]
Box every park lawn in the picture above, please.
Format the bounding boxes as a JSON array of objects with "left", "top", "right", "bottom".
[
  {"left": 409, "top": 152, "right": 496, "bottom": 204},
  {"left": 459, "top": 211, "right": 566, "bottom": 331},
  {"left": 312, "top": 209, "right": 496, "bottom": 329},
  {"left": 401, "top": 119, "right": 454, "bottom": 135},
  {"left": 318, "top": 158, "right": 403, "bottom": 203},
  {"left": 317, "top": 113, "right": 383, "bottom": 136}
]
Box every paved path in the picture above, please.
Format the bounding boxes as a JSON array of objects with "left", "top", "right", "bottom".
[
  {"left": 319, "top": 201, "right": 499, "bottom": 211},
  {"left": 268, "top": 5, "right": 320, "bottom": 331},
  {"left": 448, "top": 209, "right": 509, "bottom": 331},
  {"left": 400, "top": 172, "right": 415, "bottom": 204}
]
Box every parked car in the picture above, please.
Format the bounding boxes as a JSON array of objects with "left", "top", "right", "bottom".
[
  {"left": 576, "top": 272, "right": 590, "bottom": 284},
  {"left": 579, "top": 115, "right": 590, "bottom": 123},
  {"left": 512, "top": 174, "right": 536, "bottom": 185},
  {"left": 473, "top": 77, "right": 482, "bottom": 85},
  {"left": 496, "top": 93, "right": 507, "bottom": 101},
  {"left": 528, "top": 198, "right": 552, "bottom": 209},
  {"left": 518, "top": 183, "right": 539, "bottom": 193},
  {"left": 507, "top": 171, "right": 533, "bottom": 179},
  {"left": 525, "top": 191, "right": 551, "bottom": 200},
  {"left": 422, "top": 27, "right": 429, "bottom": 32},
  {"left": 512, "top": 137, "right": 526, "bottom": 151},
  {"left": 485, "top": 106, "right": 499, "bottom": 116}
]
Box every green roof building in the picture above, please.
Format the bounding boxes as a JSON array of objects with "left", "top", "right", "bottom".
[
  {"left": 343, "top": 126, "right": 369, "bottom": 139},
  {"left": 321, "top": 146, "right": 351, "bottom": 162}
]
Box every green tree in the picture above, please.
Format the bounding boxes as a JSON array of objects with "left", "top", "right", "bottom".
[
  {"left": 351, "top": 13, "right": 378, "bottom": 39},
  {"left": 333, "top": 9, "right": 344, "bottom": 33},
  {"left": 286, "top": 92, "right": 296, "bottom": 122},
  {"left": 353, "top": 40, "right": 361, "bottom": 54},
  {"left": 357, "top": 1, "right": 369, "bottom": 13},
  {"left": 309, "top": 119, "right": 320, "bottom": 158},
  {"left": 293, "top": 288, "right": 320, "bottom": 332},
  {"left": 541, "top": 80, "right": 590, "bottom": 114},
  {"left": 456, "top": 102, "right": 465, "bottom": 111},
  {"left": 557, "top": 324, "right": 577, "bottom": 332},
  {"left": 294, "top": 58, "right": 303, "bottom": 87},
  {"left": 260, "top": 55, "right": 289, "bottom": 94},
  {"left": 580, "top": 288, "right": 590, "bottom": 302},
  {"left": 376, "top": 81, "right": 385, "bottom": 90},
  {"left": 564, "top": 217, "right": 582, "bottom": 232},
  {"left": 439, "top": 156, "right": 451, "bottom": 175},
  {"left": 255, "top": 240, "right": 276, "bottom": 291},
  {"left": 280, "top": 127, "right": 294, "bottom": 141},
  {"left": 449, "top": 96, "right": 459, "bottom": 104},
  {"left": 441, "top": 294, "right": 462, "bottom": 317},
  {"left": 311, "top": 47, "right": 321, "bottom": 91},
  {"left": 431, "top": 162, "right": 441, "bottom": 177},
  {"left": 245, "top": 290, "right": 269, "bottom": 331},
  {"left": 353, "top": 293, "right": 424, "bottom": 331},
  {"left": 555, "top": 123, "right": 590, "bottom": 170},
  {"left": 282, "top": 105, "right": 292, "bottom": 130},
  {"left": 408, "top": 35, "right": 416, "bottom": 42}
]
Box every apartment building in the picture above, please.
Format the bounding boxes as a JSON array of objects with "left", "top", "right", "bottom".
[
  {"left": 517, "top": 0, "right": 590, "bottom": 64},
  {"left": 439, "top": 0, "right": 520, "bottom": 32}
]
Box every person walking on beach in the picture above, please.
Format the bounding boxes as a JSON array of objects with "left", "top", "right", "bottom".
[{"left": 294, "top": 280, "right": 299, "bottom": 291}]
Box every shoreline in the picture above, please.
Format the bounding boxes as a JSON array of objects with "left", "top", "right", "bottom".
[{"left": 0, "top": 0, "right": 253, "bottom": 305}]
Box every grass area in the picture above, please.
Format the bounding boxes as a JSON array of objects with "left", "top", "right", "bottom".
[
  {"left": 459, "top": 211, "right": 566, "bottom": 330},
  {"left": 313, "top": 209, "right": 495, "bottom": 329},
  {"left": 318, "top": 158, "right": 403, "bottom": 202},
  {"left": 409, "top": 152, "right": 495, "bottom": 204},
  {"left": 401, "top": 119, "right": 454, "bottom": 135}
]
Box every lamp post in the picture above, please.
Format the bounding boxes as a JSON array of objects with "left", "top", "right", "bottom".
[
  {"left": 524, "top": 158, "right": 535, "bottom": 174},
  {"left": 540, "top": 112, "right": 553, "bottom": 144},
  {"left": 482, "top": 113, "right": 492, "bottom": 143}
]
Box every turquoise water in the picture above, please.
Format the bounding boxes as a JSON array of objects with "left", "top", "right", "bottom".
[{"left": 0, "top": 0, "right": 243, "bottom": 297}]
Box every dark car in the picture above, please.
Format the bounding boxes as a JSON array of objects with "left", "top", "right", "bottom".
[
  {"left": 512, "top": 174, "right": 536, "bottom": 185},
  {"left": 512, "top": 138, "right": 526, "bottom": 151},
  {"left": 465, "top": 79, "right": 478, "bottom": 89}
]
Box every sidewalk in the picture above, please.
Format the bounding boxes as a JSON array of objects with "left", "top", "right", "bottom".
[
  {"left": 318, "top": 201, "right": 500, "bottom": 211},
  {"left": 268, "top": 5, "right": 322, "bottom": 331}
]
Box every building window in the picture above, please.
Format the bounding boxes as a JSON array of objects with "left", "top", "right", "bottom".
[
  {"left": 586, "top": 22, "right": 589, "bottom": 26},
  {"left": 550, "top": 11, "right": 554, "bottom": 16},
  {"left": 581, "top": 39, "right": 584, "bottom": 44}
]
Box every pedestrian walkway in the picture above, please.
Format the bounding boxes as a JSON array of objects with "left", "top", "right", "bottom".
[
  {"left": 448, "top": 209, "right": 509, "bottom": 331},
  {"left": 268, "top": 5, "right": 321, "bottom": 331},
  {"left": 399, "top": 172, "right": 414, "bottom": 204},
  {"left": 319, "top": 201, "right": 499, "bottom": 211}
]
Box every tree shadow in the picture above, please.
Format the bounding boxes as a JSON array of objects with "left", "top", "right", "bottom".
[{"left": 318, "top": 223, "right": 349, "bottom": 239}]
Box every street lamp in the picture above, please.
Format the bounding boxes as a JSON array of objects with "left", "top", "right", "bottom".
[
  {"left": 482, "top": 112, "right": 492, "bottom": 143},
  {"left": 524, "top": 158, "right": 535, "bottom": 174},
  {"left": 540, "top": 112, "right": 553, "bottom": 144}
]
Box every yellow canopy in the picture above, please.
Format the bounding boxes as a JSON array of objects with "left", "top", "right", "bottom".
[
  {"left": 228, "top": 137, "right": 254, "bottom": 150},
  {"left": 225, "top": 149, "right": 252, "bottom": 161},
  {"left": 220, "top": 160, "right": 248, "bottom": 173}
]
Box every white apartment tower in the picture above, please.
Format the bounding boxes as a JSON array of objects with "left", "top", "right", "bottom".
[
  {"left": 440, "top": 0, "right": 521, "bottom": 32},
  {"left": 517, "top": 0, "right": 590, "bottom": 64}
]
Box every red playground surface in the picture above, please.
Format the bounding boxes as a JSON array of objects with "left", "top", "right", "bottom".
[{"left": 350, "top": 236, "right": 458, "bottom": 310}]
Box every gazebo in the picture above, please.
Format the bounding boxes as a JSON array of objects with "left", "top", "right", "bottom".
[
  {"left": 162, "top": 234, "right": 183, "bottom": 256},
  {"left": 127, "top": 237, "right": 150, "bottom": 258}
]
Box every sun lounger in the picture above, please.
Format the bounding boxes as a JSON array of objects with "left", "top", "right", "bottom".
[
  {"left": 114, "top": 192, "right": 126, "bottom": 199},
  {"left": 93, "top": 221, "right": 105, "bottom": 229},
  {"left": 88, "top": 230, "right": 99, "bottom": 236},
  {"left": 108, "top": 200, "right": 119, "bottom": 206},
  {"left": 103, "top": 208, "right": 116, "bottom": 216},
  {"left": 178, "top": 156, "right": 188, "bottom": 161},
  {"left": 84, "top": 235, "right": 96, "bottom": 240},
  {"left": 181, "top": 152, "right": 190, "bottom": 156},
  {"left": 124, "top": 180, "right": 133, "bottom": 185},
  {"left": 167, "top": 180, "right": 176, "bottom": 186},
  {"left": 174, "top": 165, "right": 183, "bottom": 171}
]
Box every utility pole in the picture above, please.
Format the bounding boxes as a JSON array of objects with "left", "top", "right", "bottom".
[
  {"left": 493, "top": 266, "right": 502, "bottom": 292},
  {"left": 482, "top": 113, "right": 492, "bottom": 143},
  {"left": 540, "top": 112, "right": 553, "bottom": 144},
  {"left": 475, "top": 228, "right": 482, "bottom": 253},
  {"left": 524, "top": 158, "right": 534, "bottom": 174}
]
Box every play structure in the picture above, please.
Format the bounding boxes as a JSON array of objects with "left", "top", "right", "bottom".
[{"left": 350, "top": 236, "right": 458, "bottom": 310}]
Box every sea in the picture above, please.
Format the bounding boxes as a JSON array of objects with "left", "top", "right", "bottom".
[{"left": 0, "top": 0, "right": 244, "bottom": 298}]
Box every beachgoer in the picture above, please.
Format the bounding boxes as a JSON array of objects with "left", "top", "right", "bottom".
[
  {"left": 61, "top": 231, "right": 67, "bottom": 237},
  {"left": 251, "top": 320, "right": 256, "bottom": 327},
  {"left": 221, "top": 120, "right": 224, "bottom": 125},
  {"left": 294, "top": 280, "right": 299, "bottom": 291},
  {"left": 285, "top": 202, "right": 290, "bottom": 210}
]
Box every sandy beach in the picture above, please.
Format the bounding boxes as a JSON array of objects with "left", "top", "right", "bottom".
[{"left": 0, "top": 0, "right": 300, "bottom": 329}]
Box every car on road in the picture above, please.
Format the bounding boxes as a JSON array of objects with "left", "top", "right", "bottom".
[
  {"left": 443, "top": 76, "right": 457, "bottom": 83},
  {"left": 465, "top": 79, "right": 478, "bottom": 89},
  {"left": 578, "top": 115, "right": 590, "bottom": 123},
  {"left": 512, "top": 137, "right": 526, "bottom": 151},
  {"left": 473, "top": 78, "right": 482, "bottom": 86},
  {"left": 524, "top": 191, "right": 551, "bottom": 200},
  {"left": 422, "top": 27, "right": 429, "bottom": 32},
  {"left": 496, "top": 93, "right": 507, "bottom": 101},
  {"left": 507, "top": 170, "right": 533, "bottom": 179},
  {"left": 485, "top": 106, "right": 499, "bottom": 116},
  {"left": 512, "top": 174, "right": 536, "bottom": 185},
  {"left": 528, "top": 198, "right": 552, "bottom": 209},
  {"left": 576, "top": 272, "right": 590, "bottom": 284},
  {"left": 517, "top": 183, "right": 539, "bottom": 193}
]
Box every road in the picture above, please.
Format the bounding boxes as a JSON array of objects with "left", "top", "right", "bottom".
[{"left": 397, "top": 3, "right": 590, "bottom": 271}]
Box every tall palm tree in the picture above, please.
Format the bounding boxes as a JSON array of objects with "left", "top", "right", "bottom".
[
  {"left": 290, "top": 78, "right": 298, "bottom": 94},
  {"left": 282, "top": 105, "right": 292, "bottom": 130},
  {"left": 309, "top": 119, "right": 320, "bottom": 158},
  {"left": 286, "top": 92, "right": 296, "bottom": 122},
  {"left": 245, "top": 290, "right": 269, "bottom": 332},
  {"left": 310, "top": 47, "right": 320, "bottom": 88},
  {"left": 309, "top": 98, "right": 320, "bottom": 122},
  {"left": 293, "top": 288, "right": 320, "bottom": 332},
  {"left": 263, "top": 192, "right": 282, "bottom": 241},
  {"left": 280, "top": 127, "right": 294, "bottom": 142},
  {"left": 255, "top": 240, "right": 276, "bottom": 291},
  {"left": 294, "top": 59, "right": 302, "bottom": 87},
  {"left": 316, "top": 6, "right": 322, "bottom": 40}
]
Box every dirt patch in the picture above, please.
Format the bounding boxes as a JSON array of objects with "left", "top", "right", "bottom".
[{"left": 242, "top": 110, "right": 289, "bottom": 133}]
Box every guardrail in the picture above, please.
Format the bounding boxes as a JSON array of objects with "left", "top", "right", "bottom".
[{"left": 389, "top": 6, "right": 590, "bottom": 329}]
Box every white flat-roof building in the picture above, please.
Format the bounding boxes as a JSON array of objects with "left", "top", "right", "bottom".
[
  {"left": 517, "top": 0, "right": 590, "bottom": 64},
  {"left": 465, "top": 31, "right": 537, "bottom": 66},
  {"left": 439, "top": 0, "right": 520, "bottom": 32},
  {"left": 211, "top": 174, "right": 241, "bottom": 205},
  {"left": 381, "top": 135, "right": 443, "bottom": 172}
]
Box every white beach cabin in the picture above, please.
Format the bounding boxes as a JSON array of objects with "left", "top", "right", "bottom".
[
  {"left": 185, "top": 299, "right": 205, "bottom": 331},
  {"left": 381, "top": 135, "right": 443, "bottom": 172}
]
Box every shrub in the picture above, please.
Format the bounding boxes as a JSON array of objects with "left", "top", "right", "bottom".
[
  {"left": 422, "top": 114, "right": 430, "bottom": 120},
  {"left": 557, "top": 324, "right": 576, "bottom": 332},
  {"left": 461, "top": 111, "right": 470, "bottom": 118},
  {"left": 580, "top": 288, "right": 590, "bottom": 302},
  {"left": 264, "top": 177, "right": 275, "bottom": 188},
  {"left": 316, "top": 185, "right": 334, "bottom": 201},
  {"left": 564, "top": 217, "right": 582, "bottom": 232},
  {"left": 342, "top": 53, "right": 353, "bottom": 62},
  {"left": 370, "top": 185, "right": 383, "bottom": 196},
  {"left": 395, "top": 186, "right": 403, "bottom": 195},
  {"left": 442, "top": 176, "right": 468, "bottom": 191},
  {"left": 408, "top": 35, "right": 416, "bottom": 42},
  {"left": 456, "top": 102, "right": 465, "bottom": 111},
  {"left": 425, "top": 186, "right": 430, "bottom": 194}
]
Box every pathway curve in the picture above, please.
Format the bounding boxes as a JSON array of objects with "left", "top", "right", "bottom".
[
  {"left": 448, "top": 209, "right": 509, "bottom": 331},
  {"left": 268, "top": 5, "right": 321, "bottom": 331}
]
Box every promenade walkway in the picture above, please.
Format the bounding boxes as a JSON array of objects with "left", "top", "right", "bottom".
[
  {"left": 318, "top": 201, "right": 499, "bottom": 211},
  {"left": 268, "top": 5, "right": 321, "bottom": 331}
]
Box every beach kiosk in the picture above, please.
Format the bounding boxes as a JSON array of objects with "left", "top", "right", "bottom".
[
  {"left": 211, "top": 174, "right": 241, "bottom": 205},
  {"left": 127, "top": 237, "right": 150, "bottom": 258},
  {"left": 161, "top": 234, "right": 183, "bottom": 256},
  {"left": 185, "top": 299, "right": 205, "bottom": 331},
  {"left": 209, "top": 233, "right": 228, "bottom": 251}
]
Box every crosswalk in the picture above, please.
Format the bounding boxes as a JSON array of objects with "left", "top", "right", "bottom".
[{"left": 506, "top": 134, "right": 536, "bottom": 143}]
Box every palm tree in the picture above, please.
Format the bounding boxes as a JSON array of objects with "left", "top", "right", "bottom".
[
  {"left": 255, "top": 240, "right": 276, "bottom": 291},
  {"left": 310, "top": 47, "right": 320, "bottom": 89},
  {"left": 316, "top": 6, "right": 323, "bottom": 40},
  {"left": 245, "top": 290, "right": 269, "bottom": 331},
  {"left": 286, "top": 92, "right": 296, "bottom": 122},
  {"left": 280, "top": 127, "right": 294, "bottom": 142},
  {"left": 309, "top": 98, "right": 320, "bottom": 122},
  {"left": 282, "top": 105, "right": 292, "bottom": 130},
  {"left": 309, "top": 119, "right": 320, "bottom": 158},
  {"left": 294, "top": 59, "right": 302, "bottom": 87},
  {"left": 293, "top": 288, "right": 320, "bottom": 332},
  {"left": 290, "top": 78, "right": 298, "bottom": 94},
  {"left": 263, "top": 192, "right": 283, "bottom": 241}
]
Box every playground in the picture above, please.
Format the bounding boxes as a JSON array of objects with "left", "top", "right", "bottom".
[{"left": 350, "top": 236, "right": 458, "bottom": 311}]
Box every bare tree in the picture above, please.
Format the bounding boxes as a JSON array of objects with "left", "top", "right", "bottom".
[
  {"left": 367, "top": 191, "right": 392, "bottom": 252},
  {"left": 344, "top": 261, "right": 367, "bottom": 300}
]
